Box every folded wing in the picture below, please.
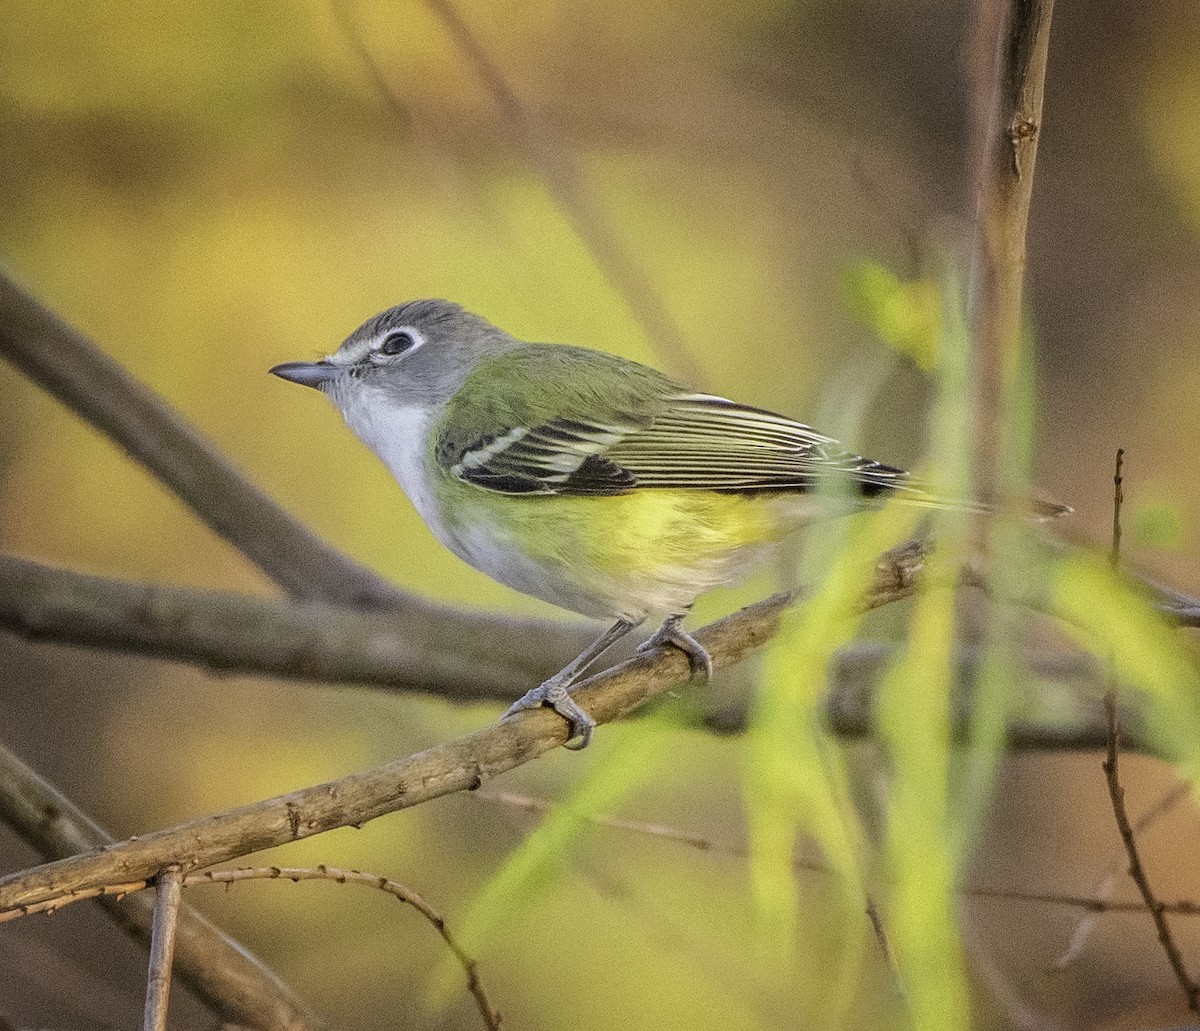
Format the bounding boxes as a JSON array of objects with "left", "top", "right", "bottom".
[{"left": 446, "top": 392, "right": 911, "bottom": 498}]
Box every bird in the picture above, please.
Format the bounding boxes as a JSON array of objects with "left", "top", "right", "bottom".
[{"left": 271, "top": 300, "right": 999, "bottom": 747}]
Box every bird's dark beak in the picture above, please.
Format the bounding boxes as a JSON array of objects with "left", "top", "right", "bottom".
[{"left": 269, "top": 360, "right": 339, "bottom": 389}]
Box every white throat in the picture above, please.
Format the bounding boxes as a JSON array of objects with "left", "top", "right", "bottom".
[{"left": 336, "top": 392, "right": 441, "bottom": 528}]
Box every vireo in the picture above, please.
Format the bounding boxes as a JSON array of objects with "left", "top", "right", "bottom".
[{"left": 269, "top": 300, "right": 943, "bottom": 746}]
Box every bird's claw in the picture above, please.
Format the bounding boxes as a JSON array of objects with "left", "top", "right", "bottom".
[
  {"left": 637, "top": 621, "right": 713, "bottom": 683},
  {"left": 501, "top": 679, "right": 596, "bottom": 749}
]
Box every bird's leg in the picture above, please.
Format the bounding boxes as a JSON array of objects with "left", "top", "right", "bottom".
[
  {"left": 636, "top": 612, "right": 713, "bottom": 682},
  {"left": 501, "top": 617, "right": 642, "bottom": 750}
]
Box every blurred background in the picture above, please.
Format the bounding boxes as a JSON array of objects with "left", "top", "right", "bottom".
[{"left": 1, "top": 0, "right": 1199, "bottom": 1027}]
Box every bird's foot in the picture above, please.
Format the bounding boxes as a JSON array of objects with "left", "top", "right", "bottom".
[
  {"left": 636, "top": 616, "right": 713, "bottom": 683},
  {"left": 501, "top": 676, "right": 596, "bottom": 750}
]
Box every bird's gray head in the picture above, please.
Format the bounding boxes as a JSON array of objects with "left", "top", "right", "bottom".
[{"left": 270, "top": 299, "right": 514, "bottom": 410}]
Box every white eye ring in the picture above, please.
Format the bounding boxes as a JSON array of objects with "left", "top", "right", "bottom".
[{"left": 375, "top": 327, "right": 423, "bottom": 358}]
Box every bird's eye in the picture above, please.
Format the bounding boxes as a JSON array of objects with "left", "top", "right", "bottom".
[{"left": 378, "top": 330, "right": 417, "bottom": 356}]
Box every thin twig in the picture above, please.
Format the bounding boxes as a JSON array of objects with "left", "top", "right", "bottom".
[
  {"left": 479, "top": 790, "right": 717, "bottom": 852},
  {"left": 477, "top": 789, "right": 1200, "bottom": 918},
  {"left": 0, "top": 880, "right": 151, "bottom": 921},
  {"left": 143, "top": 866, "right": 184, "bottom": 1031},
  {"left": 0, "top": 541, "right": 928, "bottom": 915},
  {"left": 0, "top": 865, "right": 504, "bottom": 1031},
  {"left": 0, "top": 742, "right": 327, "bottom": 1031},
  {"left": 184, "top": 866, "right": 502, "bottom": 1031},
  {"left": 1102, "top": 449, "right": 1200, "bottom": 1012},
  {"left": 1052, "top": 779, "right": 1193, "bottom": 970},
  {"left": 1102, "top": 696, "right": 1199, "bottom": 1009}
]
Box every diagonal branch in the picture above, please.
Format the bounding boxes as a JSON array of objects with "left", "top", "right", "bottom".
[
  {"left": 0, "top": 742, "right": 328, "bottom": 1030},
  {"left": 1102, "top": 693, "right": 1200, "bottom": 1010},
  {"left": 0, "top": 542, "right": 927, "bottom": 915},
  {"left": 0, "top": 269, "right": 401, "bottom": 608}
]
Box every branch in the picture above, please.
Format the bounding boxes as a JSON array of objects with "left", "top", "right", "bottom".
[
  {"left": 1052, "top": 780, "right": 1193, "bottom": 969},
  {"left": 1102, "top": 694, "right": 1200, "bottom": 1010},
  {"left": 0, "top": 553, "right": 591, "bottom": 702},
  {"left": 185, "top": 866, "right": 503, "bottom": 1031},
  {"left": 0, "top": 269, "right": 401, "bottom": 608},
  {"left": 969, "top": 0, "right": 1056, "bottom": 503},
  {"left": 0, "top": 550, "right": 1167, "bottom": 752},
  {"left": 0, "top": 542, "right": 927, "bottom": 914},
  {"left": 0, "top": 743, "right": 328, "bottom": 1031},
  {"left": 143, "top": 866, "right": 183, "bottom": 1031},
  {"left": 3, "top": 866, "right": 505, "bottom": 1031}
]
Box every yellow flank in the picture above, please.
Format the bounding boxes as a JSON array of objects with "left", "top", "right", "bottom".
[
  {"left": 503, "top": 490, "right": 774, "bottom": 573},
  {"left": 441, "top": 476, "right": 787, "bottom": 618},
  {"left": 577, "top": 489, "right": 778, "bottom": 577}
]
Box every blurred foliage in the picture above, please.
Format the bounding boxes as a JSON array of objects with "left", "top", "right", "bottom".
[
  {"left": 1130, "top": 497, "right": 1185, "bottom": 550},
  {"left": 2, "top": 1, "right": 1200, "bottom": 1030},
  {"left": 842, "top": 261, "right": 942, "bottom": 372}
]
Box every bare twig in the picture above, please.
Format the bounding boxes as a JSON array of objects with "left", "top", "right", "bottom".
[
  {"left": 0, "top": 865, "right": 504, "bottom": 1031},
  {"left": 479, "top": 790, "right": 718, "bottom": 852},
  {"left": 0, "top": 742, "right": 328, "bottom": 1031},
  {"left": 966, "top": 884, "right": 1200, "bottom": 916},
  {"left": 0, "top": 541, "right": 928, "bottom": 915},
  {"left": 1102, "top": 447, "right": 1199, "bottom": 1012},
  {"left": 0, "top": 880, "right": 150, "bottom": 921},
  {"left": 0, "top": 269, "right": 404, "bottom": 608},
  {"left": 1053, "top": 779, "right": 1193, "bottom": 970},
  {"left": 143, "top": 866, "right": 184, "bottom": 1031},
  {"left": 479, "top": 788, "right": 1200, "bottom": 919},
  {"left": 185, "top": 866, "right": 502, "bottom": 1031},
  {"left": 1102, "top": 697, "right": 1199, "bottom": 1009},
  {"left": 489, "top": 789, "right": 1194, "bottom": 926},
  {"left": 420, "top": 0, "right": 707, "bottom": 385}
]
